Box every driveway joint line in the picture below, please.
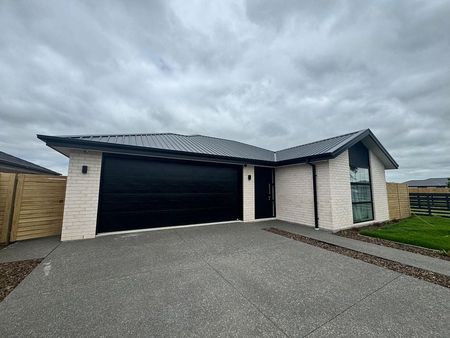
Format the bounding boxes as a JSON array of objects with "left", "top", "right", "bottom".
[
  {"left": 302, "top": 274, "right": 402, "bottom": 337},
  {"left": 203, "top": 259, "right": 291, "bottom": 338},
  {"left": 174, "top": 228, "right": 290, "bottom": 337},
  {"left": 42, "top": 241, "right": 62, "bottom": 261}
]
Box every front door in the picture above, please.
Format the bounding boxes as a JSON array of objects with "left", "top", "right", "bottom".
[{"left": 254, "top": 167, "right": 275, "bottom": 219}]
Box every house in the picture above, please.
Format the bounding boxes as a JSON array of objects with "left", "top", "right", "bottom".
[
  {"left": 0, "top": 150, "right": 60, "bottom": 175},
  {"left": 38, "top": 128, "right": 398, "bottom": 241},
  {"left": 404, "top": 178, "right": 449, "bottom": 188}
]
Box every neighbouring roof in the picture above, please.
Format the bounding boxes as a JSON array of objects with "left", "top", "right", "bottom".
[
  {"left": 404, "top": 178, "right": 449, "bottom": 187},
  {"left": 0, "top": 151, "right": 60, "bottom": 175},
  {"left": 37, "top": 128, "right": 398, "bottom": 169}
]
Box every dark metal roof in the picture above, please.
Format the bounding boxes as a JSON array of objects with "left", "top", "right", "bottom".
[
  {"left": 404, "top": 178, "right": 449, "bottom": 187},
  {"left": 37, "top": 128, "right": 398, "bottom": 169},
  {"left": 65, "top": 133, "right": 275, "bottom": 162},
  {"left": 275, "top": 130, "right": 363, "bottom": 161},
  {"left": 0, "top": 150, "right": 60, "bottom": 175}
]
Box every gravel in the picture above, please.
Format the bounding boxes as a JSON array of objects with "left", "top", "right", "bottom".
[
  {"left": 0, "top": 259, "right": 41, "bottom": 302},
  {"left": 266, "top": 227, "right": 450, "bottom": 289}
]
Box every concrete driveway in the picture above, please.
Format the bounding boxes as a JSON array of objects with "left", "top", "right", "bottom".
[{"left": 1, "top": 221, "right": 449, "bottom": 337}]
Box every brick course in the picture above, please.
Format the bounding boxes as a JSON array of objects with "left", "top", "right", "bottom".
[{"left": 61, "top": 150, "right": 102, "bottom": 241}]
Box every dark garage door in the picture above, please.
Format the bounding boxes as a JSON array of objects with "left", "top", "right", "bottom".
[{"left": 97, "top": 155, "right": 243, "bottom": 233}]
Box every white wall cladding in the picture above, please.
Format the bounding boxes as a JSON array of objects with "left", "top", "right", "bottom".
[
  {"left": 243, "top": 165, "right": 255, "bottom": 221},
  {"left": 61, "top": 150, "right": 102, "bottom": 241},
  {"left": 275, "top": 151, "right": 355, "bottom": 231},
  {"left": 275, "top": 164, "right": 315, "bottom": 226},
  {"left": 328, "top": 151, "right": 354, "bottom": 230},
  {"left": 315, "top": 161, "right": 333, "bottom": 229},
  {"left": 370, "top": 150, "right": 389, "bottom": 222}
]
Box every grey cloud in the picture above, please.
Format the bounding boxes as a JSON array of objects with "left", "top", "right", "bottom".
[{"left": 0, "top": 0, "right": 449, "bottom": 181}]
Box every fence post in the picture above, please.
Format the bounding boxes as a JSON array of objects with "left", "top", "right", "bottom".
[
  {"left": 9, "top": 174, "right": 25, "bottom": 242},
  {"left": 427, "top": 194, "right": 432, "bottom": 216},
  {"left": 0, "top": 173, "right": 18, "bottom": 246}
]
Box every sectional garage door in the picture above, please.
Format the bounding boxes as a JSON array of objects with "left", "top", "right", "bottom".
[{"left": 97, "top": 154, "right": 243, "bottom": 233}]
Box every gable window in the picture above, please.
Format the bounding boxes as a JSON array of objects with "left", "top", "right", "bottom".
[{"left": 349, "top": 142, "right": 373, "bottom": 223}]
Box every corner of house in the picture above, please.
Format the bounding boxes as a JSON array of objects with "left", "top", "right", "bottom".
[{"left": 61, "top": 149, "right": 102, "bottom": 241}]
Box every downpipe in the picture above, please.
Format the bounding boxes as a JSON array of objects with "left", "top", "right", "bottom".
[{"left": 308, "top": 162, "right": 319, "bottom": 230}]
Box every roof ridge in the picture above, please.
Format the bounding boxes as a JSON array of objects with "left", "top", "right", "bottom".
[
  {"left": 275, "top": 129, "right": 364, "bottom": 153},
  {"left": 61, "top": 132, "right": 184, "bottom": 138},
  {"left": 187, "top": 134, "right": 275, "bottom": 153}
]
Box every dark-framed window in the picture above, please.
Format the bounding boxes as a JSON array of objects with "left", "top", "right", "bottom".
[{"left": 349, "top": 142, "right": 373, "bottom": 223}]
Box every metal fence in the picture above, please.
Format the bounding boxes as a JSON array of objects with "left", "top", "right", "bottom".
[{"left": 409, "top": 192, "right": 450, "bottom": 218}]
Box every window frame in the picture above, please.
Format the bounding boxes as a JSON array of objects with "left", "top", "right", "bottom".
[{"left": 349, "top": 144, "right": 374, "bottom": 224}]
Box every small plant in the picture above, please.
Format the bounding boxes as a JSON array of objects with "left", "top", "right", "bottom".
[{"left": 441, "top": 249, "right": 450, "bottom": 257}]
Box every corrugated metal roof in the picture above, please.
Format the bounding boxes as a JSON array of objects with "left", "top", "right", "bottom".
[
  {"left": 274, "top": 130, "right": 362, "bottom": 161},
  {"left": 0, "top": 151, "right": 60, "bottom": 175},
  {"left": 38, "top": 128, "right": 398, "bottom": 168},
  {"left": 404, "top": 178, "right": 449, "bottom": 187},
  {"left": 68, "top": 133, "right": 276, "bottom": 162}
]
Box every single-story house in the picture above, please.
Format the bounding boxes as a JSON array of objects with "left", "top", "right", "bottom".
[
  {"left": 404, "top": 178, "right": 449, "bottom": 188},
  {"left": 38, "top": 128, "right": 398, "bottom": 241},
  {"left": 0, "top": 150, "right": 60, "bottom": 175}
]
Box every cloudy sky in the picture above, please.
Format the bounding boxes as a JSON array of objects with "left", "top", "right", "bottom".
[{"left": 0, "top": 0, "right": 449, "bottom": 181}]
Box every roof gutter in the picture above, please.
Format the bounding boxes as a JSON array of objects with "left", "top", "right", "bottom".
[{"left": 307, "top": 160, "right": 319, "bottom": 230}]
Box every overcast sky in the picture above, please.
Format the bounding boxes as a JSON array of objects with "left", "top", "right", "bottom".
[{"left": 0, "top": 0, "right": 449, "bottom": 181}]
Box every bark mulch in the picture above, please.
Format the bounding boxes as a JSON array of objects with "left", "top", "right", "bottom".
[
  {"left": 265, "top": 227, "right": 450, "bottom": 289},
  {"left": 336, "top": 227, "right": 450, "bottom": 261},
  {"left": 0, "top": 259, "right": 42, "bottom": 302}
]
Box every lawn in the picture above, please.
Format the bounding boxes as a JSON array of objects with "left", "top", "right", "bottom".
[{"left": 360, "top": 216, "right": 450, "bottom": 251}]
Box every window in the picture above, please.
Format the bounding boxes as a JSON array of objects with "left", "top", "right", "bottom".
[{"left": 349, "top": 143, "right": 373, "bottom": 223}]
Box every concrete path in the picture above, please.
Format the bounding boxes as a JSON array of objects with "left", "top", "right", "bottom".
[
  {"left": 0, "top": 221, "right": 449, "bottom": 337},
  {"left": 272, "top": 221, "right": 450, "bottom": 276},
  {"left": 0, "top": 236, "right": 60, "bottom": 263}
]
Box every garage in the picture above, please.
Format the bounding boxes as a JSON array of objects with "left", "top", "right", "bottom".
[{"left": 97, "top": 154, "right": 243, "bottom": 233}]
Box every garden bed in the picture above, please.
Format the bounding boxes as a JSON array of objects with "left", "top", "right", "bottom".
[
  {"left": 266, "top": 227, "right": 450, "bottom": 289},
  {"left": 0, "top": 259, "right": 41, "bottom": 302}
]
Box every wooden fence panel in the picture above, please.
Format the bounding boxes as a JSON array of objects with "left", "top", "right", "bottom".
[
  {"left": 10, "top": 174, "right": 66, "bottom": 241},
  {"left": 0, "top": 173, "right": 17, "bottom": 245},
  {"left": 387, "top": 183, "right": 411, "bottom": 220},
  {"left": 409, "top": 187, "right": 450, "bottom": 193}
]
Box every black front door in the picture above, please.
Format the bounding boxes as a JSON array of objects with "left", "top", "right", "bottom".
[{"left": 254, "top": 167, "right": 275, "bottom": 219}]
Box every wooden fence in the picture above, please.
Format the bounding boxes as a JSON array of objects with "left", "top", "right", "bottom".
[
  {"left": 409, "top": 187, "right": 450, "bottom": 193},
  {"left": 387, "top": 183, "right": 411, "bottom": 220},
  {"left": 0, "top": 173, "right": 66, "bottom": 244},
  {"left": 410, "top": 192, "right": 450, "bottom": 218}
]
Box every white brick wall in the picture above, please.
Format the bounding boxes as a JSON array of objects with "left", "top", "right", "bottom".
[
  {"left": 316, "top": 161, "right": 333, "bottom": 229},
  {"left": 274, "top": 151, "right": 356, "bottom": 231},
  {"left": 243, "top": 165, "right": 255, "bottom": 221},
  {"left": 370, "top": 150, "right": 389, "bottom": 222},
  {"left": 61, "top": 150, "right": 102, "bottom": 241},
  {"left": 275, "top": 164, "right": 315, "bottom": 226},
  {"left": 328, "top": 151, "right": 354, "bottom": 230}
]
